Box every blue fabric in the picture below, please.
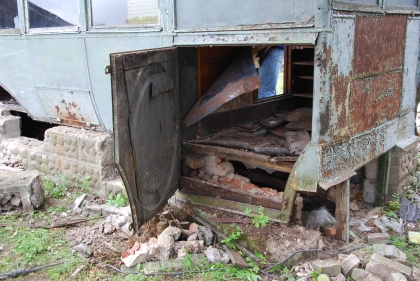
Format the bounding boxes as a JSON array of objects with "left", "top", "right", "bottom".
[{"left": 258, "top": 47, "right": 284, "bottom": 99}]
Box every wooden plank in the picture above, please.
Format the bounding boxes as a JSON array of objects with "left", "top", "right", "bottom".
[
  {"left": 286, "top": 131, "right": 311, "bottom": 155},
  {"left": 179, "top": 176, "right": 283, "bottom": 210},
  {"left": 292, "top": 93, "right": 313, "bottom": 99},
  {"left": 284, "top": 107, "right": 312, "bottom": 122},
  {"left": 183, "top": 143, "right": 295, "bottom": 173},
  {"left": 335, "top": 180, "right": 350, "bottom": 243},
  {"left": 285, "top": 118, "right": 312, "bottom": 131},
  {"left": 293, "top": 61, "right": 314, "bottom": 66},
  {"left": 208, "top": 217, "right": 252, "bottom": 224},
  {"left": 235, "top": 168, "right": 287, "bottom": 189},
  {"left": 176, "top": 191, "right": 285, "bottom": 223},
  {"left": 223, "top": 245, "right": 249, "bottom": 268}
]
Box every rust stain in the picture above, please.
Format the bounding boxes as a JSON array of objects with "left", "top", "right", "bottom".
[
  {"left": 350, "top": 71, "right": 402, "bottom": 135},
  {"left": 55, "top": 105, "right": 61, "bottom": 113},
  {"left": 71, "top": 102, "right": 78, "bottom": 108},
  {"left": 268, "top": 36, "right": 276, "bottom": 41},
  {"left": 54, "top": 104, "right": 86, "bottom": 126},
  {"left": 354, "top": 16, "right": 406, "bottom": 76}
]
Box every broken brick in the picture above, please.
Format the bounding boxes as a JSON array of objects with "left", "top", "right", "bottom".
[{"left": 324, "top": 227, "right": 336, "bottom": 238}]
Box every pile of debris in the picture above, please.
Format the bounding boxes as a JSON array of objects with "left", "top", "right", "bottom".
[
  {"left": 187, "top": 155, "right": 283, "bottom": 202},
  {"left": 120, "top": 223, "right": 229, "bottom": 268}
]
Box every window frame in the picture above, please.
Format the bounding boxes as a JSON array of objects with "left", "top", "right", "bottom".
[
  {"left": 86, "top": 0, "right": 162, "bottom": 32},
  {"left": 24, "top": 0, "right": 81, "bottom": 34},
  {"left": 0, "top": 0, "right": 24, "bottom": 35},
  {"left": 333, "top": 0, "right": 420, "bottom": 12}
]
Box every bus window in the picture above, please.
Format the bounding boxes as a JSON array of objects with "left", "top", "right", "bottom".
[
  {"left": 0, "top": 0, "right": 18, "bottom": 29},
  {"left": 91, "top": 0, "right": 159, "bottom": 27},
  {"left": 28, "top": 0, "right": 78, "bottom": 28}
]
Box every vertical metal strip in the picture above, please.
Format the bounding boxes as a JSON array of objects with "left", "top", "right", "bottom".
[{"left": 376, "top": 151, "right": 391, "bottom": 206}]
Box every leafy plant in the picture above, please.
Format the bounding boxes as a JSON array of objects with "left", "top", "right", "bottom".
[
  {"left": 183, "top": 253, "right": 193, "bottom": 269},
  {"left": 107, "top": 192, "right": 129, "bottom": 207},
  {"left": 309, "top": 268, "right": 322, "bottom": 280},
  {"left": 221, "top": 226, "right": 243, "bottom": 250},
  {"left": 79, "top": 175, "right": 91, "bottom": 191},
  {"left": 43, "top": 175, "right": 70, "bottom": 199},
  {"left": 252, "top": 206, "right": 270, "bottom": 228},
  {"left": 390, "top": 235, "right": 420, "bottom": 267},
  {"left": 382, "top": 193, "right": 401, "bottom": 219}
]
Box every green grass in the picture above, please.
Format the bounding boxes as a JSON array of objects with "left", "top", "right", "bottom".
[
  {"left": 390, "top": 236, "right": 420, "bottom": 267},
  {"left": 0, "top": 225, "right": 84, "bottom": 280}
]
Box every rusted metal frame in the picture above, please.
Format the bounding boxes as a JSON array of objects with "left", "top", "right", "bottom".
[
  {"left": 335, "top": 179, "right": 350, "bottom": 243},
  {"left": 376, "top": 151, "right": 391, "bottom": 206},
  {"left": 332, "top": 1, "right": 386, "bottom": 13},
  {"left": 280, "top": 184, "right": 297, "bottom": 222},
  {"left": 173, "top": 22, "right": 315, "bottom": 33}
]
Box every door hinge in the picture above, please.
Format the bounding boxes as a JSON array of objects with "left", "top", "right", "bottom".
[{"left": 105, "top": 65, "right": 111, "bottom": 75}]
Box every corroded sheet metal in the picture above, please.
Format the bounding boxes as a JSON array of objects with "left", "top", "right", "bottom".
[
  {"left": 288, "top": 14, "right": 413, "bottom": 192},
  {"left": 350, "top": 71, "right": 403, "bottom": 134},
  {"left": 354, "top": 16, "right": 406, "bottom": 76},
  {"left": 184, "top": 47, "right": 260, "bottom": 127},
  {"left": 36, "top": 87, "right": 100, "bottom": 127}
]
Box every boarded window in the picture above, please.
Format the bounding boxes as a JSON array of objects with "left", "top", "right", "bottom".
[
  {"left": 0, "top": 0, "right": 18, "bottom": 29},
  {"left": 91, "top": 0, "right": 159, "bottom": 27},
  {"left": 388, "top": 0, "right": 418, "bottom": 6},
  {"left": 28, "top": 0, "right": 78, "bottom": 28}
]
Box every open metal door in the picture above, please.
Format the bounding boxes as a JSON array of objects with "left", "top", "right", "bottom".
[{"left": 110, "top": 48, "right": 180, "bottom": 232}]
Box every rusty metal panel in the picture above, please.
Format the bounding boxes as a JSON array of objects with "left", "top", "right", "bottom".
[
  {"left": 353, "top": 16, "right": 406, "bottom": 76},
  {"left": 349, "top": 71, "right": 403, "bottom": 134},
  {"left": 184, "top": 47, "right": 260, "bottom": 127},
  {"left": 111, "top": 48, "right": 180, "bottom": 232},
  {"left": 36, "top": 87, "right": 100, "bottom": 127}
]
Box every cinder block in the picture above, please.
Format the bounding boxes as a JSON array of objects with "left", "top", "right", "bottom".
[
  {"left": 367, "top": 233, "right": 390, "bottom": 243},
  {"left": 373, "top": 244, "right": 406, "bottom": 261},
  {"left": 312, "top": 260, "right": 341, "bottom": 277},
  {"left": 0, "top": 115, "right": 20, "bottom": 139},
  {"left": 77, "top": 131, "right": 113, "bottom": 166},
  {"left": 341, "top": 254, "right": 360, "bottom": 277},
  {"left": 366, "top": 254, "right": 412, "bottom": 280}
]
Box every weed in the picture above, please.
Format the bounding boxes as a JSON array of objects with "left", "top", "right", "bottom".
[
  {"left": 382, "top": 193, "right": 401, "bottom": 219},
  {"left": 183, "top": 253, "right": 194, "bottom": 269},
  {"left": 309, "top": 268, "right": 322, "bottom": 280},
  {"left": 79, "top": 175, "right": 91, "bottom": 191},
  {"left": 252, "top": 206, "right": 270, "bottom": 228},
  {"left": 390, "top": 235, "right": 420, "bottom": 267},
  {"left": 221, "top": 226, "right": 243, "bottom": 250},
  {"left": 47, "top": 205, "right": 68, "bottom": 213},
  {"left": 107, "top": 192, "right": 129, "bottom": 207},
  {"left": 43, "top": 175, "right": 70, "bottom": 199}
]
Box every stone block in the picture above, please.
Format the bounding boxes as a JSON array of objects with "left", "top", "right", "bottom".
[
  {"left": 387, "top": 272, "right": 407, "bottom": 281},
  {"left": 408, "top": 231, "right": 420, "bottom": 244},
  {"left": 0, "top": 115, "right": 20, "bottom": 139},
  {"left": 103, "top": 178, "right": 125, "bottom": 196},
  {"left": 29, "top": 151, "right": 62, "bottom": 175},
  {"left": 78, "top": 134, "right": 113, "bottom": 166},
  {"left": 367, "top": 233, "right": 390, "bottom": 243},
  {"left": 351, "top": 268, "right": 381, "bottom": 281},
  {"left": 44, "top": 128, "right": 78, "bottom": 159},
  {"left": 373, "top": 244, "right": 407, "bottom": 261},
  {"left": 61, "top": 159, "right": 100, "bottom": 189},
  {"left": 341, "top": 254, "right": 360, "bottom": 277},
  {"left": 366, "top": 254, "right": 412, "bottom": 280},
  {"left": 0, "top": 170, "right": 44, "bottom": 211},
  {"left": 312, "top": 260, "right": 341, "bottom": 277}
]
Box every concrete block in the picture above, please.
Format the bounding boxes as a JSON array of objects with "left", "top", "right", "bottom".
[
  {"left": 0, "top": 170, "right": 44, "bottom": 211},
  {"left": 408, "top": 231, "right": 420, "bottom": 244},
  {"left": 29, "top": 151, "right": 62, "bottom": 175},
  {"left": 0, "top": 115, "right": 20, "bottom": 139},
  {"left": 341, "top": 254, "right": 360, "bottom": 277},
  {"left": 312, "top": 260, "right": 341, "bottom": 277},
  {"left": 387, "top": 272, "right": 407, "bottom": 281},
  {"left": 44, "top": 129, "right": 78, "bottom": 159},
  {"left": 78, "top": 134, "right": 113, "bottom": 166},
  {"left": 61, "top": 159, "right": 100, "bottom": 189},
  {"left": 366, "top": 254, "right": 412, "bottom": 280},
  {"left": 373, "top": 244, "right": 407, "bottom": 261},
  {"left": 103, "top": 178, "right": 125, "bottom": 196},
  {"left": 367, "top": 233, "right": 390, "bottom": 243},
  {"left": 351, "top": 268, "right": 381, "bottom": 281}
]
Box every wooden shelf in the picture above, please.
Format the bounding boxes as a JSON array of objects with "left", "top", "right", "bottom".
[
  {"left": 292, "top": 93, "right": 313, "bottom": 99},
  {"left": 297, "top": 76, "right": 314, "bottom": 80},
  {"left": 293, "top": 61, "right": 314, "bottom": 66}
]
